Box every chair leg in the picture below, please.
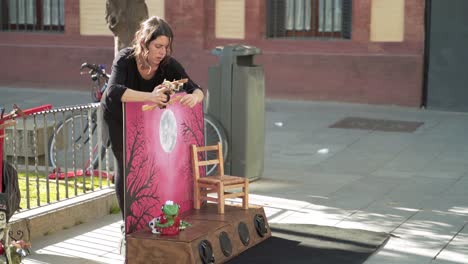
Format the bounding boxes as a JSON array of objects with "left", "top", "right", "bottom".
[
  {"left": 194, "top": 182, "right": 201, "bottom": 210},
  {"left": 218, "top": 183, "right": 225, "bottom": 214},
  {"left": 243, "top": 179, "right": 249, "bottom": 210}
]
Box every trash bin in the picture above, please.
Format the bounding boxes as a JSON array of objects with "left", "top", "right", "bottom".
[{"left": 207, "top": 44, "right": 265, "bottom": 181}]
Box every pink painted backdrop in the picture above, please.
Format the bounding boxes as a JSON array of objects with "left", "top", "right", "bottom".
[
  {"left": 0, "top": 127, "right": 3, "bottom": 192},
  {"left": 123, "top": 94, "right": 204, "bottom": 234}
]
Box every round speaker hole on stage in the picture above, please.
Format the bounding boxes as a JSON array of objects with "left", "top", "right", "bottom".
[
  {"left": 254, "top": 214, "right": 268, "bottom": 237},
  {"left": 198, "top": 239, "right": 215, "bottom": 264},
  {"left": 238, "top": 222, "right": 250, "bottom": 246},
  {"left": 219, "top": 231, "right": 233, "bottom": 257}
]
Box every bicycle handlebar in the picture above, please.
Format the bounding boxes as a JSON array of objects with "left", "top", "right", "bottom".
[{"left": 80, "top": 62, "right": 109, "bottom": 81}]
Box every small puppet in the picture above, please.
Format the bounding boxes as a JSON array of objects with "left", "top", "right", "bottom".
[
  {"left": 5, "top": 239, "right": 31, "bottom": 264},
  {"left": 141, "top": 78, "right": 189, "bottom": 111},
  {"left": 148, "top": 200, "right": 191, "bottom": 236}
]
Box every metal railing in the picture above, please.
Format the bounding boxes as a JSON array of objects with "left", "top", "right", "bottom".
[{"left": 2, "top": 103, "right": 115, "bottom": 211}]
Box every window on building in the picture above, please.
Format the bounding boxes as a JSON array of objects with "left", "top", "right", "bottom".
[
  {"left": 0, "top": 0, "right": 64, "bottom": 32},
  {"left": 267, "top": 0, "right": 352, "bottom": 39}
]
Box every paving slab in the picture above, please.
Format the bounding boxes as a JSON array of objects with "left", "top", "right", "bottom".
[
  {"left": 336, "top": 200, "right": 420, "bottom": 233},
  {"left": 251, "top": 172, "right": 364, "bottom": 199},
  {"left": 23, "top": 213, "right": 124, "bottom": 264},
  {"left": 439, "top": 174, "right": 468, "bottom": 197},
  {"left": 432, "top": 223, "right": 468, "bottom": 264},
  {"left": 381, "top": 176, "right": 458, "bottom": 209},
  {"left": 365, "top": 209, "right": 467, "bottom": 264},
  {"left": 323, "top": 176, "right": 401, "bottom": 210}
]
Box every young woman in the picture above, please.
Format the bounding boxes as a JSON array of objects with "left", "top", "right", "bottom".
[{"left": 101, "top": 16, "right": 204, "bottom": 219}]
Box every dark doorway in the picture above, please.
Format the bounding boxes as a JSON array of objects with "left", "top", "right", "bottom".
[{"left": 425, "top": 0, "right": 468, "bottom": 112}]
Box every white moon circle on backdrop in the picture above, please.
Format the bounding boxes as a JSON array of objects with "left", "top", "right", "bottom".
[{"left": 159, "top": 109, "right": 177, "bottom": 153}]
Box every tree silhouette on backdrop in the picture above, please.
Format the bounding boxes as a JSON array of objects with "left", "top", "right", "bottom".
[
  {"left": 125, "top": 116, "right": 160, "bottom": 233},
  {"left": 180, "top": 106, "right": 206, "bottom": 205}
]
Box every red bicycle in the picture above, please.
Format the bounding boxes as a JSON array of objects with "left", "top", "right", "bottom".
[{"left": 80, "top": 62, "right": 110, "bottom": 103}]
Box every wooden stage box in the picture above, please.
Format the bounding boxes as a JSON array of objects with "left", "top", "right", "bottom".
[{"left": 127, "top": 204, "right": 271, "bottom": 264}]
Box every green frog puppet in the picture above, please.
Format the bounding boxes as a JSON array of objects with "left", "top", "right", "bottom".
[{"left": 148, "top": 200, "right": 191, "bottom": 236}]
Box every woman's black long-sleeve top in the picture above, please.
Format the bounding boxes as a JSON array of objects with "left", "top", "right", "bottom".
[{"left": 101, "top": 47, "right": 201, "bottom": 153}]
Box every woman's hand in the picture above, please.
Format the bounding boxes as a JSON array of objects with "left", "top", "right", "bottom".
[
  {"left": 149, "top": 85, "right": 174, "bottom": 108},
  {"left": 180, "top": 89, "right": 204, "bottom": 108}
]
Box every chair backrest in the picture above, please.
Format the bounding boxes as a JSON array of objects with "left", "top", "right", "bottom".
[{"left": 191, "top": 142, "right": 224, "bottom": 179}]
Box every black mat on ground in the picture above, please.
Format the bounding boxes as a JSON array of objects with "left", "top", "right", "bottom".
[
  {"left": 227, "top": 223, "right": 390, "bottom": 264},
  {"left": 329, "top": 117, "right": 423, "bottom": 132}
]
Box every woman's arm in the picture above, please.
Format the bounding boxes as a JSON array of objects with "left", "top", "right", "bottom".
[
  {"left": 105, "top": 51, "right": 129, "bottom": 103},
  {"left": 121, "top": 89, "right": 152, "bottom": 102},
  {"left": 167, "top": 58, "right": 205, "bottom": 108},
  {"left": 179, "top": 88, "right": 204, "bottom": 108},
  {"left": 121, "top": 86, "right": 171, "bottom": 104}
]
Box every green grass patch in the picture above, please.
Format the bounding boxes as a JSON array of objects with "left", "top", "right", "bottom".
[
  {"left": 109, "top": 204, "right": 121, "bottom": 214},
  {"left": 18, "top": 171, "right": 113, "bottom": 210}
]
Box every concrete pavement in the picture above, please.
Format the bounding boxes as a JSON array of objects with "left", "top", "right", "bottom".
[{"left": 1, "top": 86, "right": 467, "bottom": 263}]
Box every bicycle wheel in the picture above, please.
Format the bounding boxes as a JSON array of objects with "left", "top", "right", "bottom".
[
  {"left": 48, "top": 111, "right": 105, "bottom": 171},
  {"left": 204, "top": 114, "right": 228, "bottom": 175}
]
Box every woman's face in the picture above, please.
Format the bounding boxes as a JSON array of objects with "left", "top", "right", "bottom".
[{"left": 147, "top": 35, "right": 170, "bottom": 67}]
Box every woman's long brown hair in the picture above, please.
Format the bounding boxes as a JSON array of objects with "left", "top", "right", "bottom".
[{"left": 131, "top": 16, "right": 174, "bottom": 72}]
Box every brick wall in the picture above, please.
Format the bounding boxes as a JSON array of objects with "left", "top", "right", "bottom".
[
  {"left": 174, "top": 0, "right": 426, "bottom": 106},
  {"left": 0, "top": 0, "right": 426, "bottom": 107}
]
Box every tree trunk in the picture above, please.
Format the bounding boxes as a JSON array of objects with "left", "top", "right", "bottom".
[{"left": 105, "top": 0, "right": 149, "bottom": 56}]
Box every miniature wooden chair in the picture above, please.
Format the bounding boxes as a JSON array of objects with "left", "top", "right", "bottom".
[{"left": 191, "top": 142, "right": 249, "bottom": 214}]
